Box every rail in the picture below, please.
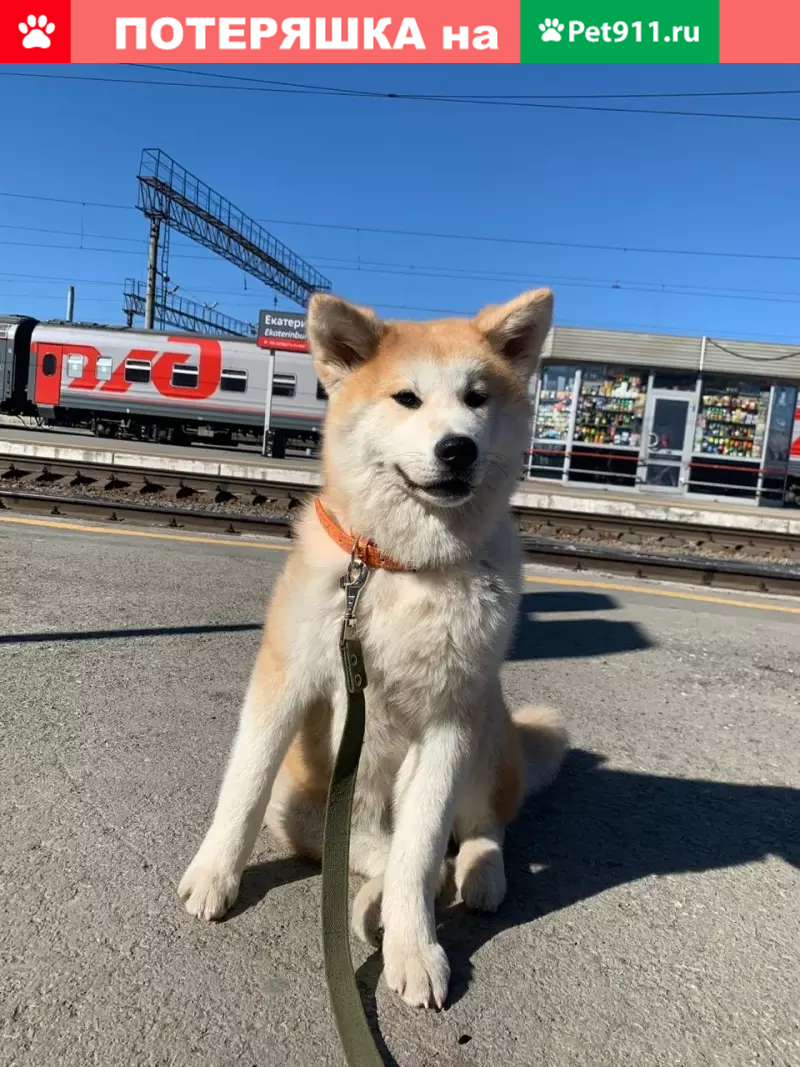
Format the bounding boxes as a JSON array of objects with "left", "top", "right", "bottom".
[{"left": 2, "top": 450, "right": 798, "bottom": 598}]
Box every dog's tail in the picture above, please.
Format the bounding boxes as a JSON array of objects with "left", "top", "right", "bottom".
[{"left": 512, "top": 705, "right": 569, "bottom": 798}]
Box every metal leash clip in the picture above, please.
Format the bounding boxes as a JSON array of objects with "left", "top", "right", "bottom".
[
  {"left": 340, "top": 549, "right": 370, "bottom": 641},
  {"left": 339, "top": 544, "right": 370, "bottom": 692}
]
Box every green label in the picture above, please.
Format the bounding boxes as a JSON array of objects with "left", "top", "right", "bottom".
[{"left": 521, "top": 1, "right": 720, "bottom": 63}]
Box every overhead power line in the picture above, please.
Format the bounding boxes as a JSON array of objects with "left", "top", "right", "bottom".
[
  {"left": 130, "top": 64, "right": 800, "bottom": 101},
  {"left": 256, "top": 218, "right": 800, "bottom": 264},
  {"left": 0, "top": 191, "right": 137, "bottom": 211},
  {"left": 4, "top": 70, "right": 800, "bottom": 124},
  {"left": 4, "top": 194, "right": 800, "bottom": 265},
  {"left": 6, "top": 241, "right": 800, "bottom": 310}
]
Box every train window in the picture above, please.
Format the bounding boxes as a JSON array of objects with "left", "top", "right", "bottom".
[
  {"left": 172, "top": 364, "right": 198, "bottom": 389},
  {"left": 96, "top": 357, "right": 113, "bottom": 381},
  {"left": 42, "top": 353, "right": 57, "bottom": 376},
  {"left": 124, "top": 359, "right": 151, "bottom": 384},
  {"left": 221, "top": 369, "right": 248, "bottom": 393},
  {"left": 316, "top": 380, "right": 328, "bottom": 401},
  {"left": 273, "top": 373, "right": 296, "bottom": 398},
  {"left": 65, "top": 354, "right": 85, "bottom": 379}
]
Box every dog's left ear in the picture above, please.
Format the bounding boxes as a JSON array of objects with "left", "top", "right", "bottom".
[
  {"left": 473, "top": 288, "right": 553, "bottom": 380},
  {"left": 307, "top": 293, "right": 384, "bottom": 390}
]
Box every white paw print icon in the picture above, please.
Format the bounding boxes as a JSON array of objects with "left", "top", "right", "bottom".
[
  {"left": 18, "top": 14, "right": 56, "bottom": 48},
  {"left": 539, "top": 17, "right": 565, "bottom": 42}
]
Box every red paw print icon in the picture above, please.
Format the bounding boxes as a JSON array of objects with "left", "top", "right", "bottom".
[{"left": 3, "top": 2, "right": 70, "bottom": 61}]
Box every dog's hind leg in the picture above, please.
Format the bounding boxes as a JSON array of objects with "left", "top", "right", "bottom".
[
  {"left": 265, "top": 772, "right": 392, "bottom": 878},
  {"left": 453, "top": 772, "right": 511, "bottom": 914},
  {"left": 451, "top": 682, "right": 522, "bottom": 913},
  {"left": 453, "top": 687, "right": 568, "bottom": 913}
]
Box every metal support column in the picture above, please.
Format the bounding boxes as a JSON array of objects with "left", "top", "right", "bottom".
[
  {"left": 261, "top": 349, "right": 276, "bottom": 457},
  {"left": 144, "top": 217, "right": 160, "bottom": 330}
]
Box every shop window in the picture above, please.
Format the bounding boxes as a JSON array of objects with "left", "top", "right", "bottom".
[
  {"left": 273, "top": 373, "right": 296, "bottom": 398},
  {"left": 573, "top": 367, "right": 645, "bottom": 449},
  {"left": 221, "top": 369, "right": 248, "bottom": 393},
  {"left": 172, "top": 364, "right": 198, "bottom": 389},
  {"left": 65, "top": 354, "right": 85, "bottom": 379},
  {"left": 124, "top": 359, "right": 151, "bottom": 384},
  {"left": 96, "top": 357, "right": 113, "bottom": 381},
  {"left": 41, "top": 352, "right": 57, "bottom": 377},
  {"left": 533, "top": 366, "right": 576, "bottom": 442},
  {"left": 693, "top": 376, "right": 770, "bottom": 461},
  {"left": 529, "top": 365, "right": 577, "bottom": 481}
]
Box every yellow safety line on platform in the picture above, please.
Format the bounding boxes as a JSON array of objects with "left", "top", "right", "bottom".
[
  {"left": 523, "top": 573, "right": 800, "bottom": 615},
  {"left": 2, "top": 512, "right": 798, "bottom": 615},
  {"left": 0, "top": 513, "right": 293, "bottom": 551}
]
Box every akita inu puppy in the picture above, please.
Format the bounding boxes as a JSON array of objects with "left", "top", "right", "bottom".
[{"left": 179, "top": 288, "right": 568, "bottom": 1009}]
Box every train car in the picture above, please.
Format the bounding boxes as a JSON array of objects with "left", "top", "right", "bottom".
[
  {"left": 1, "top": 316, "right": 326, "bottom": 455},
  {"left": 0, "top": 315, "right": 38, "bottom": 415}
]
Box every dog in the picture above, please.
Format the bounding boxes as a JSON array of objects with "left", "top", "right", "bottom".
[{"left": 178, "top": 288, "right": 568, "bottom": 1010}]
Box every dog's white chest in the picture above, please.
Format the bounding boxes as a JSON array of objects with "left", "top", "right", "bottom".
[{"left": 357, "top": 565, "right": 517, "bottom": 720}]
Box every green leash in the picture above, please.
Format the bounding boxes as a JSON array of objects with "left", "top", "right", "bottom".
[{"left": 321, "top": 559, "right": 385, "bottom": 1067}]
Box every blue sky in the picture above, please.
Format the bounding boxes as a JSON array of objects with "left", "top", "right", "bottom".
[{"left": 2, "top": 62, "right": 800, "bottom": 342}]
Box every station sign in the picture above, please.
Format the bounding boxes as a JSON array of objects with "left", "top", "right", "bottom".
[{"left": 257, "top": 309, "right": 309, "bottom": 352}]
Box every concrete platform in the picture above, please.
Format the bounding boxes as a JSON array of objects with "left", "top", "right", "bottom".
[
  {"left": 1, "top": 512, "right": 799, "bottom": 1067},
  {"left": 2, "top": 424, "right": 799, "bottom": 537}
]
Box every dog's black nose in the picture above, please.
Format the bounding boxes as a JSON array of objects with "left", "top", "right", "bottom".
[{"left": 435, "top": 434, "right": 478, "bottom": 471}]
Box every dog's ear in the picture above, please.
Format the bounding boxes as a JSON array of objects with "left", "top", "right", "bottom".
[
  {"left": 473, "top": 288, "right": 553, "bottom": 380},
  {"left": 307, "top": 293, "right": 384, "bottom": 390}
]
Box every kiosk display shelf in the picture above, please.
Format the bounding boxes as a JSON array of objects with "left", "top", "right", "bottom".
[
  {"left": 693, "top": 381, "right": 770, "bottom": 460},
  {"left": 533, "top": 366, "right": 577, "bottom": 442},
  {"left": 573, "top": 368, "right": 646, "bottom": 449}
]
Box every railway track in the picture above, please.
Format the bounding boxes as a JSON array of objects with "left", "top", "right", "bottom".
[{"left": 2, "top": 451, "right": 799, "bottom": 597}]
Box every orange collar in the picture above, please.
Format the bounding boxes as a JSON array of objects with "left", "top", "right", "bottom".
[{"left": 314, "top": 497, "right": 409, "bottom": 572}]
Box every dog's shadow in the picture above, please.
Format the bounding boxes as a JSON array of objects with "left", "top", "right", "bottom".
[
  {"left": 430, "top": 748, "right": 800, "bottom": 1007},
  {"left": 222, "top": 856, "right": 319, "bottom": 921}
]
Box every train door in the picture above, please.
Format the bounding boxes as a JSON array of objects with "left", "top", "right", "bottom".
[{"left": 33, "top": 343, "right": 64, "bottom": 406}]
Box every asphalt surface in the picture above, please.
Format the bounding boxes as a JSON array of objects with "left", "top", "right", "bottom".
[{"left": 1, "top": 514, "right": 799, "bottom": 1067}]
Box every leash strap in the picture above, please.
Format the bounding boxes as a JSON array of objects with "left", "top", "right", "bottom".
[{"left": 321, "top": 561, "right": 386, "bottom": 1067}]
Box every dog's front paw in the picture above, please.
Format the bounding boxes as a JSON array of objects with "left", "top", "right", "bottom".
[
  {"left": 178, "top": 858, "right": 239, "bottom": 921},
  {"left": 383, "top": 934, "right": 450, "bottom": 1010}
]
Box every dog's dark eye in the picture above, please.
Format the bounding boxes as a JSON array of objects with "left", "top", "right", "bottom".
[
  {"left": 392, "top": 391, "right": 422, "bottom": 409},
  {"left": 464, "top": 390, "right": 488, "bottom": 409}
]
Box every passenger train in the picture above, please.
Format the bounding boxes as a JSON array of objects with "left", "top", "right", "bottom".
[{"left": 0, "top": 315, "right": 326, "bottom": 456}]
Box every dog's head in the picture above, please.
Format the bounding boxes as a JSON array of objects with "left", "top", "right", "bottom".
[{"left": 308, "top": 289, "right": 553, "bottom": 565}]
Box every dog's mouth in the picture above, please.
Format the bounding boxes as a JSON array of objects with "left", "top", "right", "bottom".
[{"left": 395, "top": 465, "right": 474, "bottom": 503}]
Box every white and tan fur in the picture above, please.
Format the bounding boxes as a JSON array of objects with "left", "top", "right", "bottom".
[{"left": 178, "top": 289, "right": 568, "bottom": 1009}]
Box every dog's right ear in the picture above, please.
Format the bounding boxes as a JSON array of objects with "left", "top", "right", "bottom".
[{"left": 307, "top": 294, "right": 384, "bottom": 390}]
